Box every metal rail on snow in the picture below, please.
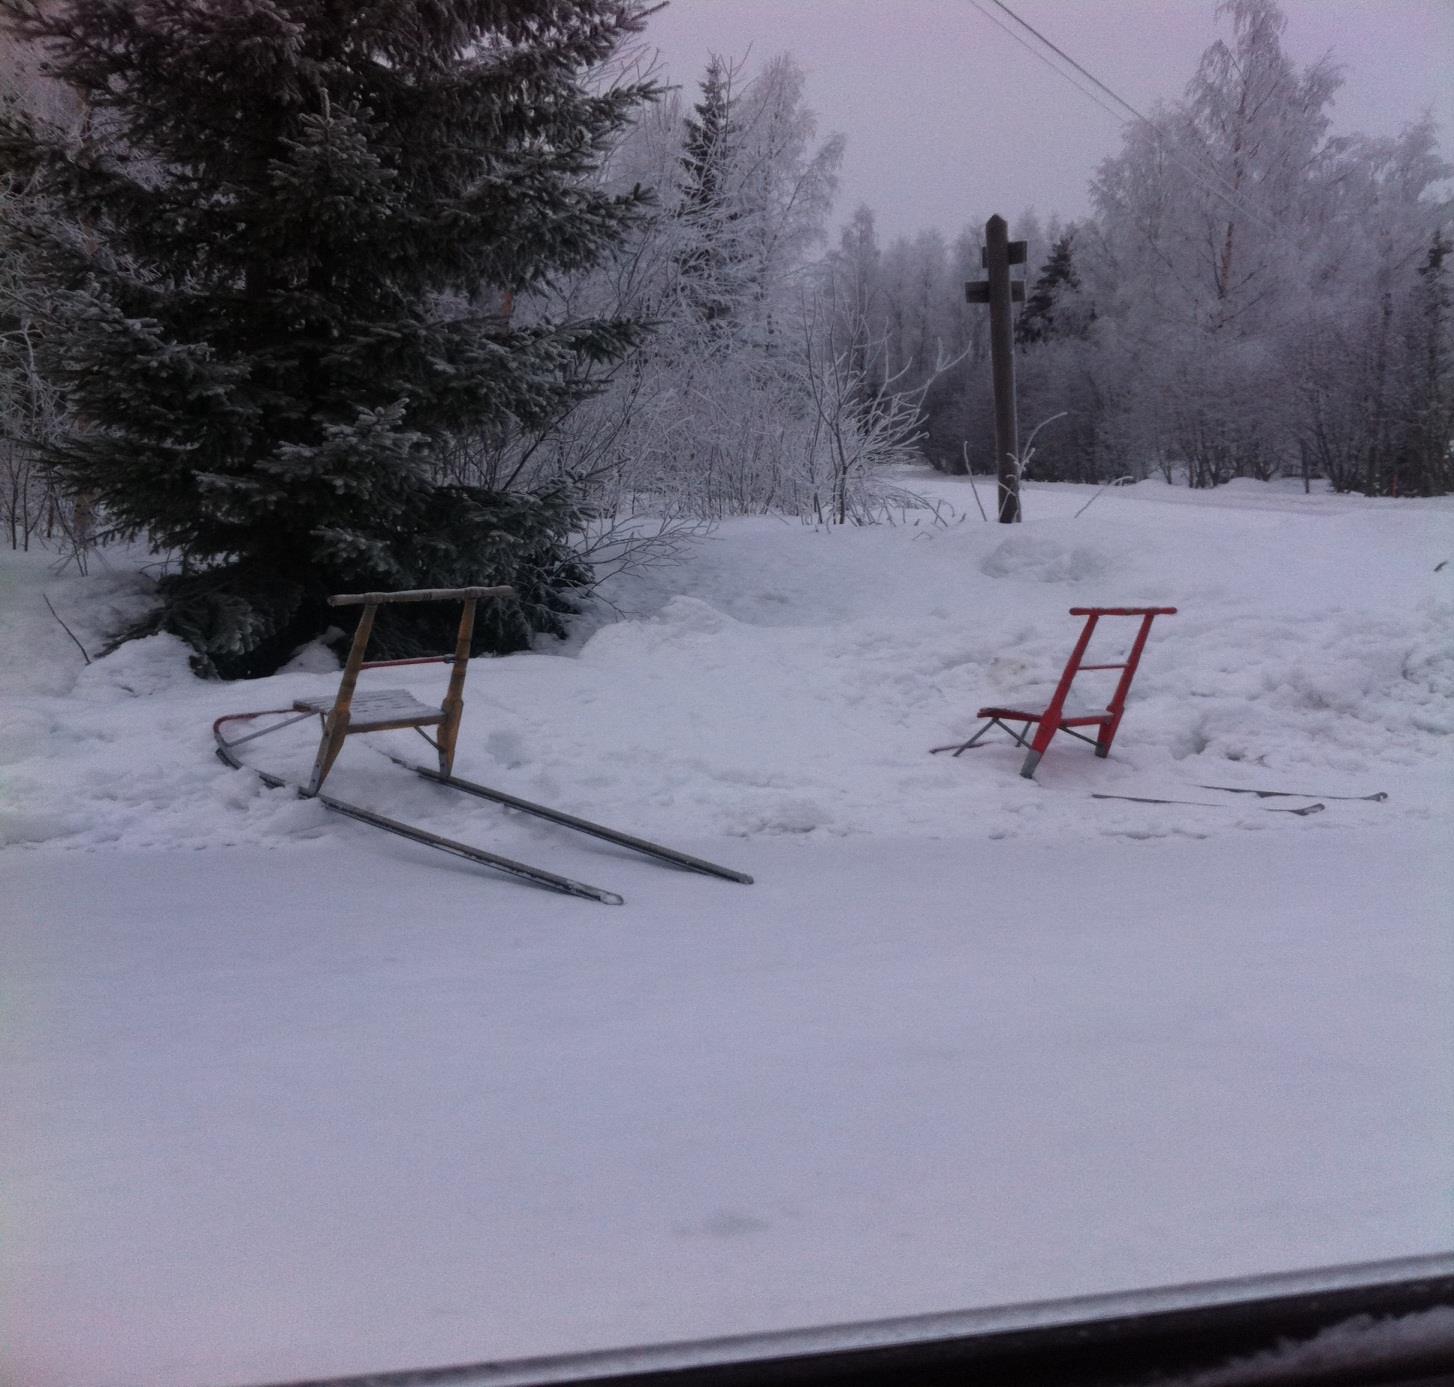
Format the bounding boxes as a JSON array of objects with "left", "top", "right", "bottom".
[
  {"left": 383, "top": 751, "right": 753, "bottom": 885},
  {"left": 1092, "top": 792, "right": 1326, "bottom": 816},
  {"left": 214, "top": 715, "right": 626, "bottom": 905},
  {"left": 1197, "top": 783, "right": 1389, "bottom": 803}
]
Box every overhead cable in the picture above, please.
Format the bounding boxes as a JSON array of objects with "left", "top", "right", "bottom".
[{"left": 970, "top": 0, "right": 1281, "bottom": 236}]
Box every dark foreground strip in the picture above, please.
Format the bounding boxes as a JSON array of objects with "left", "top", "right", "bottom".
[{"left": 242, "top": 1253, "right": 1454, "bottom": 1387}]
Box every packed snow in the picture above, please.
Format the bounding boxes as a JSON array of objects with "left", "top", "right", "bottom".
[{"left": 2, "top": 474, "right": 1451, "bottom": 1386}]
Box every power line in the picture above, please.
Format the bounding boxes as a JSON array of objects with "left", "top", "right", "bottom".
[
  {"left": 988, "top": 0, "right": 1238, "bottom": 195},
  {"left": 987, "top": 0, "right": 1280, "bottom": 233},
  {"left": 972, "top": 0, "right": 1281, "bottom": 237},
  {"left": 989, "top": 0, "right": 1159, "bottom": 128},
  {"left": 963, "top": 0, "right": 1128, "bottom": 130}
]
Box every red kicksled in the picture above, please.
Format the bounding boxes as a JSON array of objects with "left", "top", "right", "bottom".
[{"left": 933, "top": 607, "right": 1177, "bottom": 779}]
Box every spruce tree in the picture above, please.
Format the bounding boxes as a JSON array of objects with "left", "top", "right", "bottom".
[
  {"left": 1016, "top": 234, "right": 1086, "bottom": 348},
  {"left": 0, "top": 0, "right": 658, "bottom": 676},
  {"left": 676, "top": 58, "right": 741, "bottom": 326},
  {"left": 1398, "top": 232, "right": 1453, "bottom": 497}
]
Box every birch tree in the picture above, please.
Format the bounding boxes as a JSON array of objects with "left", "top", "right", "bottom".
[{"left": 514, "top": 53, "right": 847, "bottom": 521}]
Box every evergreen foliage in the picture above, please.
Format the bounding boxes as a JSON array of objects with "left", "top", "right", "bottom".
[
  {"left": 680, "top": 60, "right": 733, "bottom": 224},
  {"left": 0, "top": 0, "right": 658, "bottom": 676},
  {"left": 1015, "top": 234, "right": 1088, "bottom": 348},
  {"left": 1389, "top": 233, "right": 1453, "bottom": 497},
  {"left": 676, "top": 57, "right": 740, "bottom": 325}
]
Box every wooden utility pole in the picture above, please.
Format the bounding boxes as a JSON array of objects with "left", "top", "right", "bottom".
[{"left": 966, "top": 214, "right": 1026, "bottom": 522}]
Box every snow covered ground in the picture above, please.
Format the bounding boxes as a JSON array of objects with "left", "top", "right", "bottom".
[{"left": 2, "top": 474, "right": 1452, "bottom": 1386}]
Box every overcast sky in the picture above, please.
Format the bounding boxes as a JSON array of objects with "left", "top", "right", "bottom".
[{"left": 640, "top": 0, "right": 1454, "bottom": 243}]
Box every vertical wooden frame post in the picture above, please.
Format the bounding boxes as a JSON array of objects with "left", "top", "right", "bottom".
[
  {"left": 308, "top": 600, "right": 377, "bottom": 793},
  {"left": 436, "top": 597, "right": 477, "bottom": 778},
  {"left": 986, "top": 215, "right": 1022, "bottom": 523}
]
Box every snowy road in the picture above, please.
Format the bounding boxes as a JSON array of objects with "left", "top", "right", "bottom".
[{"left": 4, "top": 829, "right": 1450, "bottom": 1387}]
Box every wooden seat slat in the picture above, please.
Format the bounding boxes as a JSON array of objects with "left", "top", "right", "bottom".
[{"left": 294, "top": 689, "right": 444, "bottom": 728}]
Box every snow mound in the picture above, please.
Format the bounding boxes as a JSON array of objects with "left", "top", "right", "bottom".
[
  {"left": 980, "top": 534, "right": 1115, "bottom": 583},
  {"left": 579, "top": 595, "right": 741, "bottom": 666},
  {"left": 73, "top": 632, "right": 194, "bottom": 702},
  {"left": 653, "top": 595, "right": 740, "bottom": 632},
  {"left": 279, "top": 638, "right": 343, "bottom": 674}
]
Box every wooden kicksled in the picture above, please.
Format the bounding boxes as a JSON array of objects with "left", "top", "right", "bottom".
[{"left": 214, "top": 586, "right": 752, "bottom": 905}]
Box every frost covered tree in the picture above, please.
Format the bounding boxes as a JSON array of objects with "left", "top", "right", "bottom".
[
  {"left": 795, "top": 284, "right": 944, "bottom": 523},
  {"left": 1081, "top": 0, "right": 1345, "bottom": 485},
  {"left": 0, "top": 0, "right": 658, "bottom": 676},
  {"left": 1012, "top": 230, "right": 1106, "bottom": 482},
  {"left": 516, "top": 52, "right": 846, "bottom": 521},
  {"left": 1397, "top": 231, "right": 1454, "bottom": 496},
  {"left": 676, "top": 56, "right": 745, "bottom": 327},
  {"left": 853, "top": 218, "right": 1001, "bottom": 475},
  {"left": 1277, "top": 119, "right": 1449, "bottom": 495},
  {"left": 1059, "top": 0, "right": 1452, "bottom": 492},
  {"left": 662, "top": 52, "right": 842, "bottom": 354},
  {"left": 0, "top": 22, "right": 86, "bottom": 554},
  {"left": 826, "top": 204, "right": 885, "bottom": 402},
  {"left": 0, "top": 177, "right": 69, "bottom": 551}
]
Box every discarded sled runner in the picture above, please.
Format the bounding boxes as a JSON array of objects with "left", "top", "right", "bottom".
[
  {"left": 1196, "top": 783, "right": 1387, "bottom": 803},
  {"left": 933, "top": 607, "right": 1176, "bottom": 778},
  {"left": 1091, "top": 793, "right": 1325, "bottom": 816},
  {"left": 214, "top": 586, "right": 752, "bottom": 905}
]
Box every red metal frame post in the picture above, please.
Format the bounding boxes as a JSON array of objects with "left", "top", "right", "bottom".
[
  {"left": 1096, "top": 611, "right": 1157, "bottom": 757},
  {"left": 1020, "top": 611, "right": 1100, "bottom": 779}
]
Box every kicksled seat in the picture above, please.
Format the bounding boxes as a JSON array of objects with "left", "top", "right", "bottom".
[
  {"left": 293, "top": 585, "right": 510, "bottom": 793},
  {"left": 933, "top": 606, "right": 1176, "bottom": 779}
]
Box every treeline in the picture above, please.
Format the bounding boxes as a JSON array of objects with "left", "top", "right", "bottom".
[
  {"left": 507, "top": 0, "right": 1450, "bottom": 508},
  {"left": 833, "top": 0, "right": 1452, "bottom": 496},
  {"left": 493, "top": 53, "right": 937, "bottom": 525}
]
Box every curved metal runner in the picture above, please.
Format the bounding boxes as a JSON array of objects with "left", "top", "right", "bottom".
[{"left": 214, "top": 712, "right": 626, "bottom": 905}]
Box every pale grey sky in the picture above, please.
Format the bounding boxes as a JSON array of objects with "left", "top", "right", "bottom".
[{"left": 641, "top": 0, "right": 1454, "bottom": 242}]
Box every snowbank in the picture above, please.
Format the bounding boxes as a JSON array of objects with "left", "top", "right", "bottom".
[{"left": 3, "top": 478, "right": 1450, "bottom": 856}]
